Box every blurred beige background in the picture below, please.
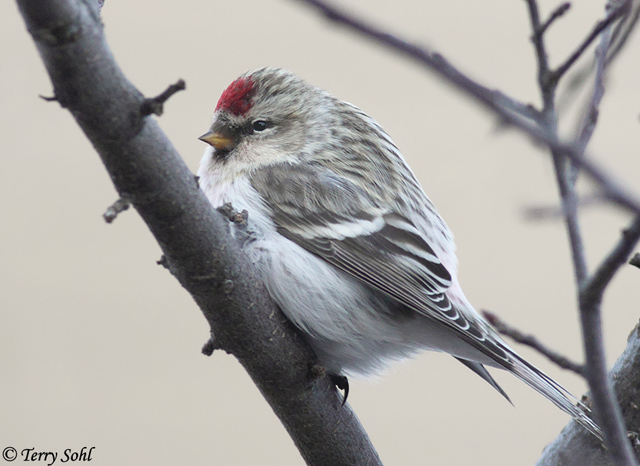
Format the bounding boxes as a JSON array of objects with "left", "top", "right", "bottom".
[{"left": 2, "top": 1, "right": 639, "bottom": 465}]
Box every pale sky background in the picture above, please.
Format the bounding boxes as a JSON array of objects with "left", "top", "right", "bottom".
[{"left": 2, "top": 1, "right": 640, "bottom": 465}]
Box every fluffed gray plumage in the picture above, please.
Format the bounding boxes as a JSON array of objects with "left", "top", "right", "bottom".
[{"left": 197, "top": 67, "right": 602, "bottom": 440}]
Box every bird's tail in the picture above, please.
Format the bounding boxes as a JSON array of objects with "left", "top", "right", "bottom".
[{"left": 503, "top": 345, "right": 603, "bottom": 440}]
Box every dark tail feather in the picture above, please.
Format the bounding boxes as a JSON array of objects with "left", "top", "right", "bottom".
[{"left": 455, "top": 357, "right": 512, "bottom": 405}]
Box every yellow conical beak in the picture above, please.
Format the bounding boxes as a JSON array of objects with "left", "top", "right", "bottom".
[{"left": 198, "top": 131, "right": 236, "bottom": 151}]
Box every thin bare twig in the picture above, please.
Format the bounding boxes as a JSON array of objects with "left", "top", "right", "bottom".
[
  {"left": 482, "top": 310, "right": 585, "bottom": 376},
  {"left": 607, "top": 1, "right": 640, "bottom": 63},
  {"left": 103, "top": 197, "right": 130, "bottom": 223},
  {"left": 523, "top": 1, "right": 636, "bottom": 462},
  {"left": 523, "top": 193, "right": 607, "bottom": 220},
  {"left": 571, "top": 21, "right": 614, "bottom": 184},
  {"left": 140, "top": 79, "right": 186, "bottom": 116},
  {"left": 576, "top": 31, "right": 611, "bottom": 149},
  {"left": 551, "top": 149, "right": 589, "bottom": 281},
  {"left": 568, "top": 10, "right": 636, "bottom": 463},
  {"left": 293, "top": 0, "right": 640, "bottom": 216},
  {"left": 536, "top": 2, "right": 572, "bottom": 39},
  {"left": 552, "top": 1, "right": 630, "bottom": 84},
  {"left": 525, "top": 0, "right": 589, "bottom": 286},
  {"left": 554, "top": 3, "right": 639, "bottom": 118},
  {"left": 525, "top": 0, "right": 555, "bottom": 103},
  {"left": 582, "top": 216, "right": 640, "bottom": 303}
]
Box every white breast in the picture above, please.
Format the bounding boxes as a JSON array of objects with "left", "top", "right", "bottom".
[{"left": 197, "top": 149, "right": 277, "bottom": 238}]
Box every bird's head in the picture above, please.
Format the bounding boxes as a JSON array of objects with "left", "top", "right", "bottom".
[{"left": 199, "top": 68, "right": 334, "bottom": 175}]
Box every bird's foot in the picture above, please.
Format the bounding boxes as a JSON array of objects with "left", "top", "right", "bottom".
[{"left": 329, "top": 374, "right": 350, "bottom": 406}]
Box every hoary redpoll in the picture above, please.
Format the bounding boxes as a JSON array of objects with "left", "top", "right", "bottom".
[{"left": 198, "top": 67, "right": 601, "bottom": 439}]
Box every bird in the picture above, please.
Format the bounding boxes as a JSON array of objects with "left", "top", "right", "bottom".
[{"left": 197, "top": 67, "right": 602, "bottom": 439}]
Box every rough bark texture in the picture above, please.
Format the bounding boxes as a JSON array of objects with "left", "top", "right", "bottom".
[
  {"left": 16, "top": 0, "right": 382, "bottom": 464},
  {"left": 537, "top": 324, "right": 640, "bottom": 466}
]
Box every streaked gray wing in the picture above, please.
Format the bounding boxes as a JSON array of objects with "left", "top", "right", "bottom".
[
  {"left": 278, "top": 214, "right": 454, "bottom": 315},
  {"left": 250, "top": 163, "right": 509, "bottom": 361}
]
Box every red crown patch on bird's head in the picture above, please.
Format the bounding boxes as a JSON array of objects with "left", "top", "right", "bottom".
[{"left": 215, "top": 77, "right": 255, "bottom": 116}]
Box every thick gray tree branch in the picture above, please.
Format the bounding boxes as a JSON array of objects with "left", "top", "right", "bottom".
[
  {"left": 15, "top": 1, "right": 382, "bottom": 464},
  {"left": 536, "top": 324, "right": 640, "bottom": 466}
]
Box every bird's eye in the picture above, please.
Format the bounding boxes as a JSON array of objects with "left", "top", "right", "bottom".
[{"left": 252, "top": 120, "right": 269, "bottom": 132}]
